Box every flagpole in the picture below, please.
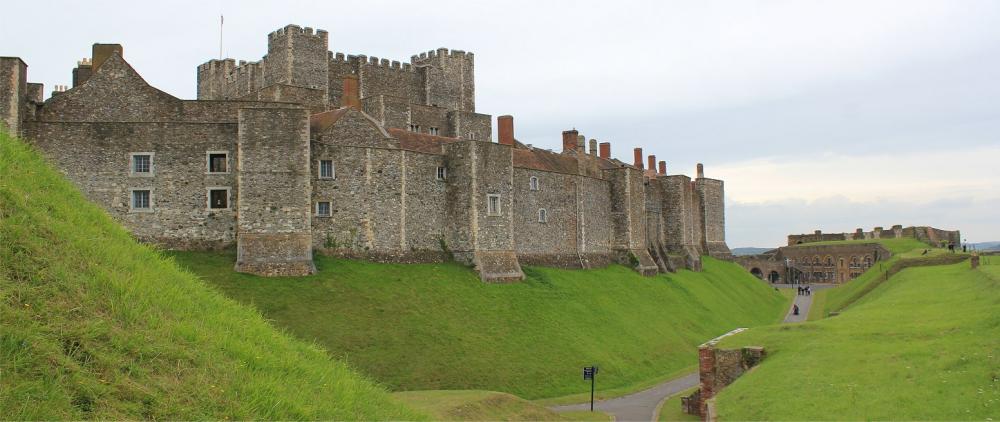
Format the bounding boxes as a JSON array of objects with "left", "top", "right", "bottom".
[{"left": 219, "top": 14, "right": 224, "bottom": 59}]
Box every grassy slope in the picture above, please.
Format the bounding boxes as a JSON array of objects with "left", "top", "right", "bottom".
[
  {"left": 169, "top": 250, "right": 788, "bottom": 400},
  {"left": 0, "top": 132, "right": 421, "bottom": 419},
  {"left": 656, "top": 387, "right": 700, "bottom": 422},
  {"left": 392, "top": 390, "right": 610, "bottom": 421},
  {"left": 714, "top": 261, "right": 999, "bottom": 420}
]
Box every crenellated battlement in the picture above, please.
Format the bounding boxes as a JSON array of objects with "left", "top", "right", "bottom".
[
  {"left": 411, "top": 48, "right": 474, "bottom": 63},
  {"left": 267, "top": 24, "right": 329, "bottom": 42}
]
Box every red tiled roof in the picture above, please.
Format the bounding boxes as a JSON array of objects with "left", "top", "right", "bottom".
[
  {"left": 512, "top": 148, "right": 580, "bottom": 174},
  {"left": 309, "top": 108, "right": 350, "bottom": 133},
  {"left": 386, "top": 128, "right": 461, "bottom": 154}
]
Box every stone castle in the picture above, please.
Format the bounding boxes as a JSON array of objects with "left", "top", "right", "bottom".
[
  {"left": 737, "top": 225, "right": 960, "bottom": 284},
  {"left": 0, "top": 24, "right": 731, "bottom": 280}
]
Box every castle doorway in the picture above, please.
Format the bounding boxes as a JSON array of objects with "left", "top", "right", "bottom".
[
  {"left": 750, "top": 268, "right": 763, "bottom": 279},
  {"left": 768, "top": 271, "right": 781, "bottom": 283}
]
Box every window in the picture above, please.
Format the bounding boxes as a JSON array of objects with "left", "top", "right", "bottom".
[
  {"left": 529, "top": 176, "right": 539, "bottom": 191},
  {"left": 207, "top": 152, "right": 228, "bottom": 173},
  {"left": 319, "top": 160, "right": 335, "bottom": 179},
  {"left": 436, "top": 166, "right": 447, "bottom": 180},
  {"left": 208, "top": 188, "right": 229, "bottom": 209},
  {"left": 429, "top": 127, "right": 440, "bottom": 136},
  {"left": 409, "top": 124, "right": 420, "bottom": 133},
  {"left": 538, "top": 208, "right": 547, "bottom": 223},
  {"left": 316, "top": 201, "right": 331, "bottom": 217},
  {"left": 467, "top": 131, "right": 477, "bottom": 140},
  {"left": 131, "top": 189, "right": 151, "bottom": 212},
  {"left": 487, "top": 194, "right": 501, "bottom": 216},
  {"left": 131, "top": 153, "right": 153, "bottom": 176}
]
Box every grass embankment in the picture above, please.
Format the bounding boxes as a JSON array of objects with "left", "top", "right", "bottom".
[
  {"left": 714, "top": 260, "right": 998, "bottom": 420},
  {"left": 392, "top": 390, "right": 611, "bottom": 421},
  {"left": 0, "top": 132, "right": 421, "bottom": 419},
  {"left": 169, "top": 251, "right": 789, "bottom": 400},
  {"left": 655, "top": 387, "right": 700, "bottom": 422},
  {"left": 809, "top": 242, "right": 966, "bottom": 319}
]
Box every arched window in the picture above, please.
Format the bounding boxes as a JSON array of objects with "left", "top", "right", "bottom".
[
  {"left": 813, "top": 256, "right": 820, "bottom": 265},
  {"left": 825, "top": 256, "right": 833, "bottom": 266},
  {"left": 865, "top": 256, "right": 873, "bottom": 267},
  {"left": 529, "top": 176, "right": 540, "bottom": 191},
  {"left": 538, "top": 208, "right": 547, "bottom": 223}
]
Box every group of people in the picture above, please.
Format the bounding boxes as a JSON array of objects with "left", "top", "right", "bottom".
[{"left": 797, "top": 285, "right": 812, "bottom": 296}]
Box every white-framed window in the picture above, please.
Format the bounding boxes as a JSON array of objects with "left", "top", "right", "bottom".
[
  {"left": 436, "top": 166, "right": 447, "bottom": 181},
  {"left": 429, "top": 127, "right": 440, "bottom": 136},
  {"left": 315, "top": 201, "right": 332, "bottom": 217},
  {"left": 207, "top": 187, "right": 230, "bottom": 210},
  {"left": 467, "top": 131, "right": 477, "bottom": 140},
  {"left": 538, "top": 208, "right": 548, "bottom": 223},
  {"left": 319, "top": 160, "right": 335, "bottom": 179},
  {"left": 529, "top": 176, "right": 539, "bottom": 191},
  {"left": 409, "top": 124, "right": 420, "bottom": 133},
  {"left": 487, "top": 194, "right": 501, "bottom": 216},
  {"left": 206, "top": 151, "right": 229, "bottom": 174},
  {"left": 130, "top": 188, "right": 153, "bottom": 212},
  {"left": 129, "top": 152, "right": 154, "bottom": 176}
]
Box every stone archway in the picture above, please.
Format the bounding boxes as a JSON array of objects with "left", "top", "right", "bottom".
[
  {"left": 750, "top": 268, "right": 763, "bottom": 279},
  {"left": 768, "top": 271, "right": 781, "bottom": 283}
]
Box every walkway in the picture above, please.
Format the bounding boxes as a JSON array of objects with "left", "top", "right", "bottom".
[{"left": 548, "top": 285, "right": 825, "bottom": 421}]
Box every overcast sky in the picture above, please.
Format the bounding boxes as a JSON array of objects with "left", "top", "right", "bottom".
[{"left": 4, "top": 0, "right": 998, "bottom": 246}]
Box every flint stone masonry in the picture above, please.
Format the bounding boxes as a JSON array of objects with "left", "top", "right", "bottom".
[{"left": 4, "top": 24, "right": 731, "bottom": 279}]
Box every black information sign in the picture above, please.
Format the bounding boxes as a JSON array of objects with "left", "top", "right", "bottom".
[{"left": 583, "top": 366, "right": 599, "bottom": 411}]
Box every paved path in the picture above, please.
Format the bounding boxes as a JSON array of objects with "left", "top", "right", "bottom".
[
  {"left": 548, "top": 285, "right": 827, "bottom": 421},
  {"left": 548, "top": 372, "right": 699, "bottom": 422}
]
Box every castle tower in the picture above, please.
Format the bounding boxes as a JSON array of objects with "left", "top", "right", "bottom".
[
  {"left": 694, "top": 164, "right": 732, "bottom": 259},
  {"left": 235, "top": 106, "right": 316, "bottom": 276},
  {"left": 413, "top": 48, "right": 475, "bottom": 112},
  {"left": 0, "top": 57, "right": 27, "bottom": 136},
  {"left": 265, "top": 25, "right": 329, "bottom": 90}
]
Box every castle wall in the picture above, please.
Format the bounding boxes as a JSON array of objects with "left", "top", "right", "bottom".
[
  {"left": 605, "top": 166, "right": 658, "bottom": 275},
  {"left": 512, "top": 167, "right": 580, "bottom": 266},
  {"left": 235, "top": 107, "right": 315, "bottom": 276},
  {"left": 28, "top": 121, "right": 238, "bottom": 249},
  {"left": 447, "top": 110, "right": 492, "bottom": 141}
]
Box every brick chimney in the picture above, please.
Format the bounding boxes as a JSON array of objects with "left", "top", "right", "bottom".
[
  {"left": 562, "top": 130, "right": 578, "bottom": 153},
  {"left": 696, "top": 163, "right": 704, "bottom": 178},
  {"left": 647, "top": 155, "right": 656, "bottom": 173},
  {"left": 342, "top": 75, "right": 360, "bottom": 109},
  {"left": 599, "top": 142, "right": 611, "bottom": 159},
  {"left": 498, "top": 115, "right": 514, "bottom": 145},
  {"left": 633, "top": 148, "right": 643, "bottom": 169},
  {"left": 589, "top": 139, "right": 598, "bottom": 156},
  {"left": 576, "top": 134, "right": 586, "bottom": 153},
  {"left": 658, "top": 161, "right": 666, "bottom": 175}
]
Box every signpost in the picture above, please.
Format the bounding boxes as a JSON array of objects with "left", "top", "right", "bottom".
[{"left": 583, "top": 365, "right": 598, "bottom": 411}]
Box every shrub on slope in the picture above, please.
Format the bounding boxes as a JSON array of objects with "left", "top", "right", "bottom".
[
  {"left": 171, "top": 250, "right": 788, "bottom": 400},
  {"left": 0, "top": 132, "right": 422, "bottom": 419}
]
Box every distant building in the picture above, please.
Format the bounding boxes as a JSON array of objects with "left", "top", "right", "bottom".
[{"left": 0, "top": 24, "right": 731, "bottom": 280}]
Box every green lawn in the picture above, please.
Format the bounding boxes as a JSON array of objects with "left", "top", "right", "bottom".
[
  {"left": 169, "top": 250, "right": 789, "bottom": 400},
  {"left": 656, "top": 387, "right": 700, "bottom": 421},
  {"left": 714, "top": 260, "right": 998, "bottom": 420},
  {"left": 0, "top": 131, "right": 422, "bottom": 419}
]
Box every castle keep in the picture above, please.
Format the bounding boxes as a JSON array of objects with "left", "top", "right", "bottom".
[{"left": 1, "top": 24, "right": 731, "bottom": 280}]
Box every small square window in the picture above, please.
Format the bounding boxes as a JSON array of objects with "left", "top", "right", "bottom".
[
  {"left": 131, "top": 189, "right": 151, "bottom": 211},
  {"left": 467, "top": 131, "right": 477, "bottom": 140},
  {"left": 132, "top": 154, "right": 151, "bottom": 174},
  {"left": 487, "top": 194, "right": 501, "bottom": 216},
  {"left": 208, "top": 189, "right": 229, "bottom": 209},
  {"left": 208, "top": 152, "right": 228, "bottom": 173},
  {"left": 436, "top": 166, "right": 447, "bottom": 180},
  {"left": 409, "top": 124, "right": 420, "bottom": 133},
  {"left": 316, "top": 201, "right": 331, "bottom": 217},
  {"left": 319, "top": 160, "right": 335, "bottom": 179},
  {"left": 429, "top": 127, "right": 440, "bottom": 136}
]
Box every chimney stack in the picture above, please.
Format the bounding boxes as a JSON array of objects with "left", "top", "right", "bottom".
[
  {"left": 647, "top": 155, "right": 656, "bottom": 173},
  {"left": 589, "top": 139, "right": 598, "bottom": 156},
  {"left": 576, "top": 134, "right": 586, "bottom": 153},
  {"left": 696, "top": 163, "right": 704, "bottom": 178},
  {"left": 599, "top": 142, "right": 611, "bottom": 159},
  {"left": 633, "top": 148, "right": 643, "bottom": 168},
  {"left": 498, "top": 115, "right": 514, "bottom": 145},
  {"left": 658, "top": 161, "right": 666, "bottom": 175},
  {"left": 342, "top": 75, "right": 360, "bottom": 109},
  {"left": 562, "top": 130, "right": 578, "bottom": 153}
]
